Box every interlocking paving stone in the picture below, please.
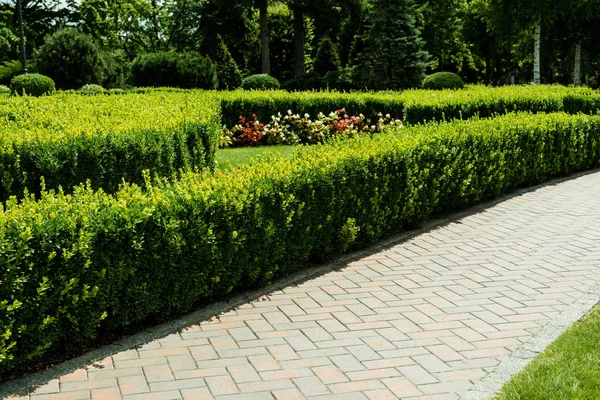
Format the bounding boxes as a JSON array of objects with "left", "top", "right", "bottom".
[{"left": 4, "top": 170, "right": 600, "bottom": 399}]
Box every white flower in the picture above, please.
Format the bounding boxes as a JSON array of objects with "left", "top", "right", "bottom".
[
  {"left": 287, "top": 110, "right": 292, "bottom": 115},
  {"left": 386, "top": 114, "right": 391, "bottom": 119},
  {"left": 304, "top": 113, "right": 310, "bottom": 119}
]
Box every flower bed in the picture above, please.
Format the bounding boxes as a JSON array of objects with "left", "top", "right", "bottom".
[{"left": 220, "top": 108, "right": 403, "bottom": 147}]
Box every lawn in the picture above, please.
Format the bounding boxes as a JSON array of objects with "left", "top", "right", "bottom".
[
  {"left": 216, "top": 145, "right": 299, "bottom": 170},
  {"left": 495, "top": 303, "right": 600, "bottom": 399}
]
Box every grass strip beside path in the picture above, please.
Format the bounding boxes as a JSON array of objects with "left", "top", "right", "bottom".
[{"left": 496, "top": 303, "right": 600, "bottom": 400}]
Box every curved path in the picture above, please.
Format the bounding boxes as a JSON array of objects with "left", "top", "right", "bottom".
[{"left": 3, "top": 171, "right": 600, "bottom": 400}]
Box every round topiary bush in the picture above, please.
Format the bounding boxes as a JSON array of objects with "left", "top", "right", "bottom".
[
  {"left": 241, "top": 74, "right": 280, "bottom": 90},
  {"left": 10, "top": 73, "right": 56, "bottom": 96},
  {"left": 78, "top": 84, "right": 106, "bottom": 95},
  {"left": 422, "top": 72, "right": 465, "bottom": 90},
  {"left": 0, "top": 84, "right": 10, "bottom": 94}
]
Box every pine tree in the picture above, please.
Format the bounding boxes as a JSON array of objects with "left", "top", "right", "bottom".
[
  {"left": 313, "top": 36, "right": 341, "bottom": 76},
  {"left": 216, "top": 37, "right": 243, "bottom": 90},
  {"left": 352, "top": 0, "right": 430, "bottom": 90}
]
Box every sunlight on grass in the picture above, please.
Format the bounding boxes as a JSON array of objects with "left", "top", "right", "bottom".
[
  {"left": 216, "top": 146, "right": 298, "bottom": 170},
  {"left": 495, "top": 303, "right": 600, "bottom": 400}
]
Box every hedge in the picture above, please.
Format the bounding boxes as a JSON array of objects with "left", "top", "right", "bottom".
[
  {"left": 219, "top": 90, "right": 404, "bottom": 127},
  {"left": 219, "top": 85, "right": 599, "bottom": 127},
  {"left": 0, "top": 92, "right": 220, "bottom": 202},
  {"left": 2, "top": 112, "right": 600, "bottom": 376}
]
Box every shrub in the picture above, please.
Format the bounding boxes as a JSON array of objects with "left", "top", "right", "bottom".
[
  {"left": 130, "top": 52, "right": 218, "bottom": 89},
  {"left": 2, "top": 112, "right": 600, "bottom": 377},
  {"left": 108, "top": 88, "right": 124, "bottom": 95},
  {"left": 313, "top": 36, "right": 342, "bottom": 76},
  {"left": 422, "top": 72, "right": 465, "bottom": 90},
  {"left": 216, "top": 38, "right": 242, "bottom": 90},
  {"left": 241, "top": 74, "right": 280, "bottom": 90},
  {"left": 10, "top": 73, "right": 55, "bottom": 97},
  {"left": 282, "top": 72, "right": 325, "bottom": 91},
  {"left": 282, "top": 71, "right": 326, "bottom": 92},
  {"left": 35, "top": 29, "right": 106, "bottom": 90},
  {"left": 0, "top": 60, "right": 22, "bottom": 86},
  {"left": 0, "top": 84, "right": 9, "bottom": 94},
  {"left": 0, "top": 92, "right": 220, "bottom": 201},
  {"left": 324, "top": 68, "right": 355, "bottom": 91},
  {"left": 78, "top": 84, "right": 106, "bottom": 95}
]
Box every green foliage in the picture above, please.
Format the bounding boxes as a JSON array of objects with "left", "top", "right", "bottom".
[
  {"left": 0, "top": 60, "right": 22, "bottom": 86},
  {"left": 78, "top": 84, "right": 106, "bottom": 95},
  {"left": 313, "top": 36, "right": 341, "bottom": 76},
  {"left": 282, "top": 72, "right": 325, "bottom": 91},
  {"left": 216, "top": 38, "right": 243, "bottom": 90},
  {"left": 2, "top": 111, "right": 600, "bottom": 376},
  {"left": 0, "top": 92, "right": 220, "bottom": 201},
  {"left": 352, "top": 0, "right": 430, "bottom": 90},
  {"left": 324, "top": 68, "right": 355, "bottom": 91},
  {"left": 241, "top": 74, "right": 281, "bottom": 90},
  {"left": 0, "top": 84, "right": 9, "bottom": 94},
  {"left": 10, "top": 74, "right": 56, "bottom": 97},
  {"left": 130, "top": 52, "right": 218, "bottom": 89},
  {"left": 35, "top": 29, "right": 106, "bottom": 90},
  {"left": 496, "top": 304, "right": 600, "bottom": 400},
  {"left": 218, "top": 84, "right": 597, "bottom": 127},
  {"left": 422, "top": 72, "right": 465, "bottom": 90}
]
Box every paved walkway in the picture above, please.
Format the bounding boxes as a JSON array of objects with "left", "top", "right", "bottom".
[{"left": 4, "top": 171, "right": 600, "bottom": 400}]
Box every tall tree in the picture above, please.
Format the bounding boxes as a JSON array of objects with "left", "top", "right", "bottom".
[
  {"left": 352, "top": 0, "right": 430, "bottom": 90},
  {"left": 257, "top": 0, "right": 270, "bottom": 74},
  {"left": 414, "top": 0, "right": 471, "bottom": 72}
]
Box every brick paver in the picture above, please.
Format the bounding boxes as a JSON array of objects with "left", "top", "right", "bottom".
[{"left": 4, "top": 171, "right": 600, "bottom": 399}]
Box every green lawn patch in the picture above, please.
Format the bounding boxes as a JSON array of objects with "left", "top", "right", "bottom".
[
  {"left": 496, "top": 303, "right": 600, "bottom": 400},
  {"left": 216, "top": 146, "right": 298, "bottom": 170}
]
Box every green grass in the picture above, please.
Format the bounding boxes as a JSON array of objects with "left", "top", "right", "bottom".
[
  {"left": 495, "top": 304, "right": 600, "bottom": 400},
  {"left": 216, "top": 145, "right": 298, "bottom": 170}
]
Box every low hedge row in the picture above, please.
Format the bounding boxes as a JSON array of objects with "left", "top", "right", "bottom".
[
  {"left": 0, "top": 92, "right": 220, "bottom": 202},
  {"left": 219, "top": 90, "right": 404, "bottom": 127},
  {"left": 219, "top": 85, "right": 598, "bottom": 127},
  {"left": 2, "top": 111, "right": 600, "bottom": 376}
]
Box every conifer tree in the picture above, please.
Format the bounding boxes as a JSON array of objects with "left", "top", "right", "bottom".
[
  {"left": 352, "top": 0, "right": 430, "bottom": 90},
  {"left": 313, "top": 36, "right": 341, "bottom": 76},
  {"left": 216, "top": 37, "right": 243, "bottom": 90}
]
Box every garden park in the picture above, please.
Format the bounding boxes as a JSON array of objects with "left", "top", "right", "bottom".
[{"left": 1, "top": 0, "right": 600, "bottom": 398}]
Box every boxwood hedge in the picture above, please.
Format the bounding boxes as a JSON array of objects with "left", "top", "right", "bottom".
[
  {"left": 2, "top": 112, "right": 600, "bottom": 376},
  {"left": 220, "top": 85, "right": 599, "bottom": 127},
  {"left": 0, "top": 92, "right": 220, "bottom": 202}
]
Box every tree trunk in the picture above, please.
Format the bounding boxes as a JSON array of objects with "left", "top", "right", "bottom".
[
  {"left": 292, "top": 2, "right": 305, "bottom": 76},
  {"left": 533, "top": 19, "right": 541, "bottom": 85},
  {"left": 259, "top": 0, "right": 270, "bottom": 74},
  {"left": 573, "top": 41, "right": 582, "bottom": 86}
]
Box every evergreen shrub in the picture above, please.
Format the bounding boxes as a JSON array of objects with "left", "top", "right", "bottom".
[
  {"left": 422, "top": 72, "right": 465, "bottom": 90},
  {"left": 78, "top": 84, "right": 106, "bottom": 95},
  {"left": 10, "top": 73, "right": 55, "bottom": 97},
  {"left": 130, "top": 52, "right": 218, "bottom": 89},
  {"left": 241, "top": 74, "right": 280, "bottom": 90}
]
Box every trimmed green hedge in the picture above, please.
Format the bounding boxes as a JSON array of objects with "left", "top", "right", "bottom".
[
  {"left": 0, "top": 92, "right": 220, "bottom": 202},
  {"left": 220, "top": 85, "right": 599, "bottom": 127},
  {"left": 2, "top": 112, "right": 600, "bottom": 376},
  {"left": 219, "top": 90, "right": 404, "bottom": 127}
]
